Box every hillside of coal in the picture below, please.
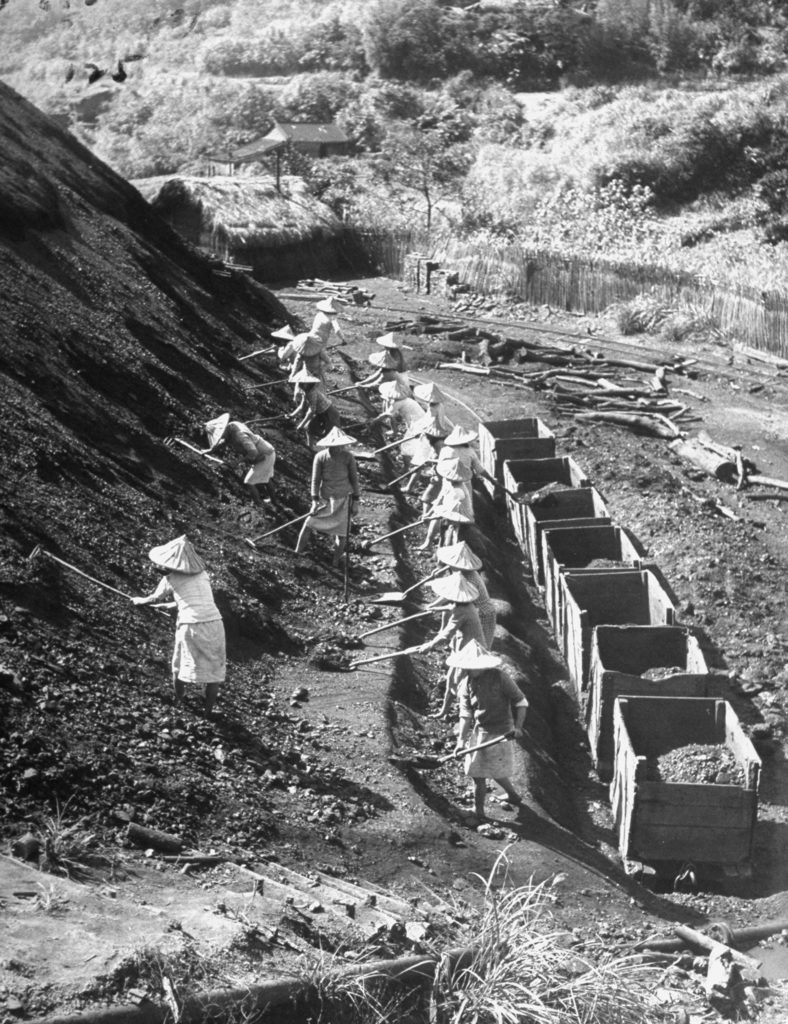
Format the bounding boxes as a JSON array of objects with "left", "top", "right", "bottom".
[{"left": 0, "top": 79, "right": 362, "bottom": 855}]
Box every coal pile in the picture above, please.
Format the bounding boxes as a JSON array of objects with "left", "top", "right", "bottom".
[{"left": 646, "top": 743, "right": 744, "bottom": 785}]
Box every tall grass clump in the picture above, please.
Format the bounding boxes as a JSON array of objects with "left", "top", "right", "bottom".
[{"left": 435, "top": 870, "right": 669, "bottom": 1024}]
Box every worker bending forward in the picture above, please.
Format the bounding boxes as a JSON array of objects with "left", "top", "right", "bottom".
[
  {"left": 132, "top": 536, "right": 226, "bottom": 716},
  {"left": 452, "top": 640, "right": 528, "bottom": 822},
  {"left": 296, "top": 426, "right": 360, "bottom": 565}
]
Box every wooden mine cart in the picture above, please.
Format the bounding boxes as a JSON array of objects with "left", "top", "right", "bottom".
[
  {"left": 478, "top": 418, "right": 555, "bottom": 496},
  {"left": 523, "top": 486, "right": 610, "bottom": 585},
  {"left": 559, "top": 568, "right": 675, "bottom": 693},
  {"left": 611, "top": 696, "right": 760, "bottom": 872},
  {"left": 588, "top": 625, "right": 729, "bottom": 782},
  {"left": 541, "top": 523, "right": 645, "bottom": 634},
  {"left": 503, "top": 456, "right": 590, "bottom": 547}
]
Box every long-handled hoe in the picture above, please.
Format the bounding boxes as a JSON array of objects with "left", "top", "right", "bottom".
[{"left": 27, "top": 546, "right": 170, "bottom": 617}]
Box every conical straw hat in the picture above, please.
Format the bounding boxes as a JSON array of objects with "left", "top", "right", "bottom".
[
  {"left": 205, "top": 413, "right": 230, "bottom": 450},
  {"left": 368, "top": 350, "right": 397, "bottom": 369},
  {"left": 271, "top": 325, "right": 295, "bottom": 341},
  {"left": 379, "top": 379, "right": 411, "bottom": 401},
  {"left": 437, "top": 457, "right": 471, "bottom": 482},
  {"left": 290, "top": 367, "right": 321, "bottom": 385},
  {"left": 413, "top": 382, "right": 445, "bottom": 404},
  {"left": 436, "top": 541, "right": 482, "bottom": 571},
  {"left": 410, "top": 413, "right": 451, "bottom": 439},
  {"left": 316, "top": 296, "right": 346, "bottom": 313},
  {"left": 429, "top": 571, "right": 479, "bottom": 604},
  {"left": 444, "top": 425, "right": 478, "bottom": 446},
  {"left": 446, "top": 639, "right": 502, "bottom": 670},
  {"left": 292, "top": 332, "right": 323, "bottom": 356},
  {"left": 148, "top": 535, "right": 206, "bottom": 575},
  {"left": 315, "top": 426, "right": 357, "bottom": 448},
  {"left": 375, "top": 332, "right": 400, "bottom": 349}
]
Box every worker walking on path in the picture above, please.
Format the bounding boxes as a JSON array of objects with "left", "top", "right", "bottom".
[
  {"left": 436, "top": 540, "right": 496, "bottom": 647},
  {"left": 131, "top": 536, "right": 226, "bottom": 717},
  {"left": 311, "top": 295, "right": 346, "bottom": 347},
  {"left": 289, "top": 368, "right": 341, "bottom": 450},
  {"left": 295, "top": 426, "right": 360, "bottom": 566},
  {"left": 452, "top": 640, "right": 528, "bottom": 823},
  {"left": 204, "top": 414, "right": 276, "bottom": 504}
]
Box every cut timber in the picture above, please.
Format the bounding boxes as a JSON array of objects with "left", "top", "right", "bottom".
[
  {"left": 674, "top": 925, "right": 762, "bottom": 972},
  {"left": 669, "top": 438, "right": 738, "bottom": 483},
  {"left": 747, "top": 474, "right": 788, "bottom": 492},
  {"left": 127, "top": 823, "right": 183, "bottom": 853},
  {"left": 574, "top": 411, "right": 680, "bottom": 439}
]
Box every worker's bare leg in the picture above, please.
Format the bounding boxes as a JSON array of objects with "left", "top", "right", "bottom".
[
  {"left": 246, "top": 482, "right": 263, "bottom": 505},
  {"left": 295, "top": 522, "right": 311, "bottom": 554},
  {"left": 204, "top": 683, "right": 220, "bottom": 716},
  {"left": 416, "top": 515, "right": 440, "bottom": 551},
  {"left": 494, "top": 777, "right": 523, "bottom": 806},
  {"left": 472, "top": 778, "right": 488, "bottom": 819},
  {"left": 429, "top": 670, "right": 456, "bottom": 718},
  {"left": 172, "top": 673, "right": 185, "bottom": 701}
]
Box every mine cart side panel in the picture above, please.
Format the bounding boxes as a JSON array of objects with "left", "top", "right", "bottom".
[
  {"left": 503, "top": 457, "right": 589, "bottom": 542},
  {"left": 612, "top": 697, "right": 761, "bottom": 866},
  {"left": 561, "top": 570, "right": 675, "bottom": 693},
  {"left": 478, "top": 418, "right": 556, "bottom": 494},
  {"left": 541, "top": 524, "right": 645, "bottom": 633},
  {"left": 589, "top": 661, "right": 728, "bottom": 783},
  {"left": 523, "top": 487, "right": 610, "bottom": 583}
]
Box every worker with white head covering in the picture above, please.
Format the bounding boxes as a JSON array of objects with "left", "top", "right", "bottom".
[
  {"left": 452, "top": 640, "right": 527, "bottom": 822},
  {"left": 358, "top": 334, "right": 410, "bottom": 392},
  {"left": 417, "top": 457, "right": 473, "bottom": 551},
  {"left": 204, "top": 413, "right": 276, "bottom": 504},
  {"left": 131, "top": 536, "right": 226, "bottom": 716},
  {"left": 439, "top": 424, "right": 497, "bottom": 511},
  {"left": 296, "top": 426, "right": 360, "bottom": 565},
  {"left": 311, "top": 295, "right": 347, "bottom": 347}
]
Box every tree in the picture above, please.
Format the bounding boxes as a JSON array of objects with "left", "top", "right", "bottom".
[
  {"left": 362, "top": 0, "right": 449, "bottom": 83},
  {"left": 374, "top": 123, "right": 471, "bottom": 229}
]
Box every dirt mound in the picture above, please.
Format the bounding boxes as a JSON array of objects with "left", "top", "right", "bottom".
[{"left": 646, "top": 744, "right": 745, "bottom": 786}]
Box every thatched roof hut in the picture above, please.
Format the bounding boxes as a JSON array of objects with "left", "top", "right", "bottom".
[{"left": 135, "top": 174, "right": 341, "bottom": 252}]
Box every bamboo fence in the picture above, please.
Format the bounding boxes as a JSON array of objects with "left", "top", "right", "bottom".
[
  {"left": 346, "top": 227, "right": 788, "bottom": 359},
  {"left": 432, "top": 237, "right": 788, "bottom": 360}
]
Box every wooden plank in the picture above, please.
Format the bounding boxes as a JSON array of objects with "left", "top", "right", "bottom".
[{"left": 630, "top": 825, "right": 753, "bottom": 863}]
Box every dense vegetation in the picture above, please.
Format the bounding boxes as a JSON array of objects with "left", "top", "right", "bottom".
[{"left": 4, "top": 0, "right": 788, "bottom": 292}]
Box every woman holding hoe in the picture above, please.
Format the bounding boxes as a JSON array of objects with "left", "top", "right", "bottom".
[{"left": 131, "top": 535, "right": 226, "bottom": 717}]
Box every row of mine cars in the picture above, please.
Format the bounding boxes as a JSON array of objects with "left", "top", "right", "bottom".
[{"left": 478, "top": 417, "right": 762, "bottom": 879}]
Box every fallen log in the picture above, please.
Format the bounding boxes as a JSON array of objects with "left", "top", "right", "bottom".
[
  {"left": 574, "top": 411, "right": 681, "bottom": 439},
  {"left": 674, "top": 925, "right": 761, "bottom": 972},
  {"left": 747, "top": 473, "right": 788, "bottom": 492},
  {"left": 669, "top": 438, "right": 739, "bottom": 483},
  {"left": 127, "top": 823, "right": 184, "bottom": 854},
  {"left": 743, "top": 491, "right": 788, "bottom": 502}
]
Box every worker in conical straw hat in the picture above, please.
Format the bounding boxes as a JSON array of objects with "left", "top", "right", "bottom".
[
  {"left": 417, "top": 457, "right": 474, "bottom": 551},
  {"left": 439, "top": 423, "right": 497, "bottom": 511},
  {"left": 131, "top": 536, "right": 226, "bottom": 716},
  {"left": 279, "top": 332, "right": 332, "bottom": 383},
  {"left": 415, "top": 570, "right": 484, "bottom": 719},
  {"left": 375, "top": 332, "right": 409, "bottom": 383},
  {"left": 413, "top": 381, "right": 453, "bottom": 439},
  {"left": 376, "top": 377, "right": 424, "bottom": 436},
  {"left": 204, "top": 413, "right": 276, "bottom": 504},
  {"left": 295, "top": 426, "right": 360, "bottom": 566},
  {"left": 451, "top": 639, "right": 528, "bottom": 823},
  {"left": 289, "top": 367, "right": 341, "bottom": 450},
  {"left": 358, "top": 345, "right": 412, "bottom": 393},
  {"left": 436, "top": 540, "right": 496, "bottom": 648},
  {"left": 311, "top": 295, "right": 347, "bottom": 346},
  {"left": 398, "top": 400, "right": 454, "bottom": 496}
]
